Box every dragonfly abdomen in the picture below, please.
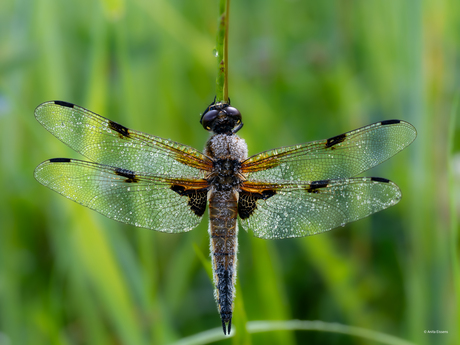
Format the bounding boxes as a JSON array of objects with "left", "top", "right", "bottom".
[{"left": 208, "top": 189, "right": 238, "bottom": 335}]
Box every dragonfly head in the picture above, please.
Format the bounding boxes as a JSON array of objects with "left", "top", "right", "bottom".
[{"left": 200, "top": 99, "right": 243, "bottom": 134}]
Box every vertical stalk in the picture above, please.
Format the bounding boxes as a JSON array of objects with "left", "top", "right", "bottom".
[
  {"left": 224, "top": 0, "right": 229, "bottom": 102},
  {"left": 215, "top": 0, "right": 230, "bottom": 103},
  {"left": 448, "top": 94, "right": 460, "bottom": 338}
]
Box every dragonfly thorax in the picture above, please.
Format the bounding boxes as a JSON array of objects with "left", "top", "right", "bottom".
[
  {"left": 204, "top": 133, "right": 248, "bottom": 192},
  {"left": 208, "top": 159, "right": 242, "bottom": 191},
  {"left": 204, "top": 133, "right": 248, "bottom": 161}
]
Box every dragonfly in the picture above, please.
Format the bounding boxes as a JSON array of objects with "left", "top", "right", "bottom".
[{"left": 34, "top": 99, "right": 416, "bottom": 334}]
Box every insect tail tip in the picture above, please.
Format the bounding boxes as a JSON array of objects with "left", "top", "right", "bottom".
[
  {"left": 221, "top": 318, "right": 232, "bottom": 335},
  {"left": 221, "top": 319, "right": 227, "bottom": 335}
]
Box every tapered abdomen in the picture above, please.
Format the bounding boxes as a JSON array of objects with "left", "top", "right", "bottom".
[{"left": 208, "top": 189, "right": 238, "bottom": 335}]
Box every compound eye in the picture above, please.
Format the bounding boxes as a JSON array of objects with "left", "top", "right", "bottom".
[
  {"left": 201, "top": 109, "right": 219, "bottom": 131},
  {"left": 225, "top": 106, "right": 242, "bottom": 123}
]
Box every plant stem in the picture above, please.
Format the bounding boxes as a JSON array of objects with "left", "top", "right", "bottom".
[
  {"left": 170, "top": 320, "right": 418, "bottom": 345},
  {"left": 215, "top": 0, "right": 230, "bottom": 103}
]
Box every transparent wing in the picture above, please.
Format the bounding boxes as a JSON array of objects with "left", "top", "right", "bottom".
[
  {"left": 241, "top": 120, "right": 416, "bottom": 182},
  {"left": 35, "top": 101, "right": 212, "bottom": 179},
  {"left": 34, "top": 158, "right": 208, "bottom": 232},
  {"left": 239, "top": 178, "right": 401, "bottom": 239}
]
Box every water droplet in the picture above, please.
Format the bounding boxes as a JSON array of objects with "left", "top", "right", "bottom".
[{"left": 213, "top": 49, "right": 219, "bottom": 57}]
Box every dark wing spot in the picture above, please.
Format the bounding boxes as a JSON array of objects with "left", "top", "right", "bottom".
[
  {"left": 109, "top": 120, "right": 130, "bottom": 138},
  {"left": 306, "top": 179, "right": 330, "bottom": 193},
  {"left": 380, "top": 119, "right": 400, "bottom": 125},
  {"left": 261, "top": 190, "right": 276, "bottom": 198},
  {"left": 310, "top": 180, "right": 330, "bottom": 188},
  {"left": 49, "top": 158, "right": 71, "bottom": 163},
  {"left": 238, "top": 189, "right": 276, "bottom": 220},
  {"left": 115, "top": 167, "right": 139, "bottom": 183},
  {"left": 170, "top": 185, "right": 186, "bottom": 194},
  {"left": 325, "top": 133, "right": 347, "bottom": 148},
  {"left": 370, "top": 177, "right": 390, "bottom": 183},
  {"left": 54, "top": 100, "right": 74, "bottom": 108},
  {"left": 171, "top": 185, "right": 208, "bottom": 217}
]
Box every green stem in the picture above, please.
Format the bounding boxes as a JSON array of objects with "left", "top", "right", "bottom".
[
  {"left": 170, "top": 320, "right": 417, "bottom": 345},
  {"left": 447, "top": 93, "right": 460, "bottom": 336},
  {"left": 215, "top": 0, "right": 229, "bottom": 103}
]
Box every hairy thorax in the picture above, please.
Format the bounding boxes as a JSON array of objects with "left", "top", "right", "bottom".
[{"left": 205, "top": 134, "right": 248, "bottom": 191}]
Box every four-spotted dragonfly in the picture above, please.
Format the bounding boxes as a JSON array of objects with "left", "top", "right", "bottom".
[{"left": 34, "top": 100, "right": 416, "bottom": 334}]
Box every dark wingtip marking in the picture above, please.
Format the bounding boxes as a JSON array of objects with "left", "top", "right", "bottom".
[
  {"left": 371, "top": 177, "right": 390, "bottom": 183},
  {"left": 49, "top": 158, "right": 71, "bottom": 163},
  {"left": 109, "top": 120, "right": 130, "bottom": 137},
  {"left": 381, "top": 119, "right": 400, "bottom": 125},
  {"left": 171, "top": 185, "right": 208, "bottom": 217},
  {"left": 325, "top": 133, "right": 347, "bottom": 148},
  {"left": 115, "top": 168, "right": 139, "bottom": 183},
  {"left": 54, "top": 100, "right": 75, "bottom": 108}
]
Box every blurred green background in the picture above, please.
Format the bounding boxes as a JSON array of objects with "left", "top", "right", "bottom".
[{"left": 0, "top": 0, "right": 459, "bottom": 344}]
